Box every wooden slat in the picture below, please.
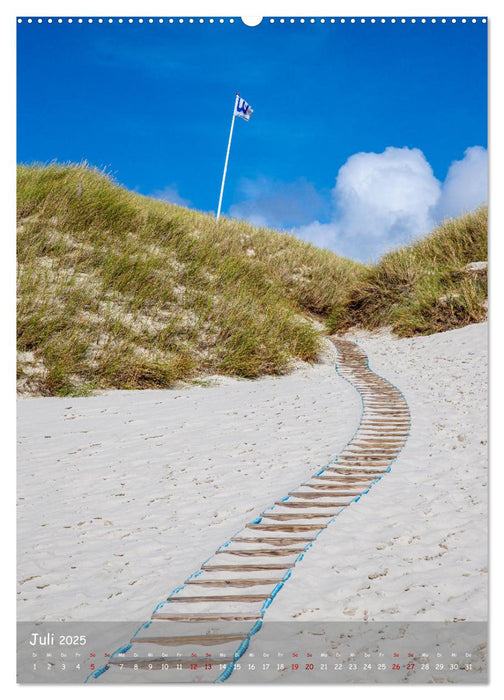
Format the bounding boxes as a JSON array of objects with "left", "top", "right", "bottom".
[
  {"left": 334, "top": 459, "right": 391, "bottom": 465},
  {"left": 352, "top": 441, "right": 405, "bottom": 446},
  {"left": 364, "top": 407, "right": 405, "bottom": 410},
  {"left": 336, "top": 455, "right": 395, "bottom": 464},
  {"left": 261, "top": 512, "right": 335, "bottom": 520},
  {"left": 246, "top": 523, "right": 327, "bottom": 532},
  {"left": 312, "top": 475, "right": 375, "bottom": 482},
  {"left": 356, "top": 433, "right": 408, "bottom": 438},
  {"left": 232, "top": 537, "right": 314, "bottom": 545},
  {"left": 132, "top": 634, "right": 247, "bottom": 646},
  {"left": 215, "top": 548, "right": 304, "bottom": 556},
  {"left": 358, "top": 429, "right": 408, "bottom": 432},
  {"left": 342, "top": 448, "right": 399, "bottom": 454},
  {"left": 357, "top": 428, "right": 409, "bottom": 432},
  {"left": 341, "top": 454, "right": 398, "bottom": 460},
  {"left": 166, "top": 594, "right": 269, "bottom": 602},
  {"left": 360, "top": 415, "right": 409, "bottom": 418},
  {"left": 185, "top": 578, "right": 282, "bottom": 587},
  {"left": 338, "top": 453, "right": 395, "bottom": 459},
  {"left": 288, "top": 491, "right": 352, "bottom": 500},
  {"left": 151, "top": 612, "right": 262, "bottom": 621},
  {"left": 360, "top": 413, "right": 411, "bottom": 422},
  {"left": 340, "top": 448, "right": 399, "bottom": 453},
  {"left": 304, "top": 484, "right": 363, "bottom": 492},
  {"left": 202, "top": 563, "right": 293, "bottom": 571},
  {"left": 361, "top": 395, "right": 407, "bottom": 398},
  {"left": 319, "top": 468, "right": 388, "bottom": 475},
  {"left": 360, "top": 421, "right": 410, "bottom": 425},
  {"left": 365, "top": 397, "right": 403, "bottom": 400},
  {"left": 347, "top": 443, "right": 404, "bottom": 449},
  {"left": 325, "top": 467, "right": 388, "bottom": 475},
  {"left": 364, "top": 406, "right": 408, "bottom": 410},
  {"left": 274, "top": 499, "right": 358, "bottom": 506},
  {"left": 353, "top": 382, "right": 396, "bottom": 386},
  {"left": 362, "top": 417, "right": 408, "bottom": 421},
  {"left": 341, "top": 451, "right": 398, "bottom": 457},
  {"left": 360, "top": 416, "right": 410, "bottom": 430},
  {"left": 358, "top": 424, "right": 408, "bottom": 431}
]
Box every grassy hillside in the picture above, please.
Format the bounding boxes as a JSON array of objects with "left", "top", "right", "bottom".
[
  {"left": 17, "top": 163, "right": 363, "bottom": 396},
  {"left": 17, "top": 163, "right": 487, "bottom": 396},
  {"left": 328, "top": 206, "right": 488, "bottom": 337}
]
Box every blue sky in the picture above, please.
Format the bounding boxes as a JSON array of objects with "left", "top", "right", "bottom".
[{"left": 17, "top": 17, "right": 487, "bottom": 261}]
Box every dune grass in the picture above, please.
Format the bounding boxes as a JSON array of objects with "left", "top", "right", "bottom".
[
  {"left": 17, "top": 162, "right": 362, "bottom": 395},
  {"left": 327, "top": 206, "right": 488, "bottom": 337},
  {"left": 17, "top": 163, "right": 487, "bottom": 396}
]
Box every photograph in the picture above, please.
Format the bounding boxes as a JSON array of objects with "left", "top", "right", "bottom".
[{"left": 16, "top": 11, "right": 488, "bottom": 684}]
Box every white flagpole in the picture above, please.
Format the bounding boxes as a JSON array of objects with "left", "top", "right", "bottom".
[{"left": 216, "top": 93, "right": 239, "bottom": 221}]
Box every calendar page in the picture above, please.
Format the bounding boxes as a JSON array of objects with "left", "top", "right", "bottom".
[{"left": 16, "top": 6, "right": 488, "bottom": 685}]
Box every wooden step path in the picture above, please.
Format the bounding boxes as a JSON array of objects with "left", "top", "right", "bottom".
[{"left": 89, "top": 336, "right": 410, "bottom": 684}]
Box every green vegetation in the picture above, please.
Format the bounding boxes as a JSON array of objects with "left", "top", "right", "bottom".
[
  {"left": 327, "top": 206, "right": 488, "bottom": 336},
  {"left": 17, "top": 163, "right": 487, "bottom": 396},
  {"left": 17, "top": 162, "right": 361, "bottom": 395}
]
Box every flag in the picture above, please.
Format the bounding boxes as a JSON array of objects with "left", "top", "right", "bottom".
[{"left": 234, "top": 95, "right": 253, "bottom": 121}]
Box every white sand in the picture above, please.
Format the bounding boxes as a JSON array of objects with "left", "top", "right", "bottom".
[{"left": 17, "top": 323, "right": 487, "bottom": 625}]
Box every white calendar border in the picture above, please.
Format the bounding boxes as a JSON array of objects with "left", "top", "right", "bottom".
[{"left": 3, "top": 2, "right": 500, "bottom": 699}]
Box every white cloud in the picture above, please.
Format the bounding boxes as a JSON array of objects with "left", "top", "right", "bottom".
[
  {"left": 292, "top": 147, "right": 443, "bottom": 261},
  {"left": 150, "top": 184, "right": 191, "bottom": 208},
  {"left": 435, "top": 146, "right": 488, "bottom": 220},
  {"left": 325, "top": 146, "right": 442, "bottom": 260},
  {"left": 229, "top": 146, "right": 488, "bottom": 262}
]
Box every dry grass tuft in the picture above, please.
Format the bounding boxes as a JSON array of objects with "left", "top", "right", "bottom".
[
  {"left": 17, "top": 162, "right": 362, "bottom": 395},
  {"left": 327, "top": 206, "right": 488, "bottom": 337}
]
